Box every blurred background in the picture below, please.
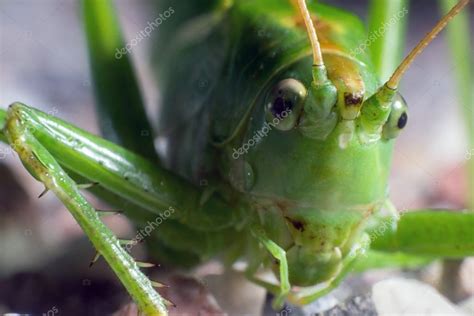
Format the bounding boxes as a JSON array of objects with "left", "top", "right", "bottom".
[{"left": 0, "top": 0, "right": 472, "bottom": 315}]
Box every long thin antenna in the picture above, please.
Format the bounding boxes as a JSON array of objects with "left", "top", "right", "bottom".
[
  {"left": 292, "top": 0, "right": 337, "bottom": 123},
  {"left": 296, "top": 0, "right": 324, "bottom": 67},
  {"left": 387, "top": 0, "right": 469, "bottom": 89}
]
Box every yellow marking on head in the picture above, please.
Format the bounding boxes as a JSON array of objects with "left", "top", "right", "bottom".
[{"left": 325, "top": 54, "right": 366, "bottom": 120}]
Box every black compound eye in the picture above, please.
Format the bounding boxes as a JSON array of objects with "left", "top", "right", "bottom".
[
  {"left": 266, "top": 79, "right": 307, "bottom": 131},
  {"left": 383, "top": 93, "right": 408, "bottom": 139},
  {"left": 271, "top": 95, "right": 294, "bottom": 117},
  {"left": 397, "top": 112, "right": 408, "bottom": 129}
]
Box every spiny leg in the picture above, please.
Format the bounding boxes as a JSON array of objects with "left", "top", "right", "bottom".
[
  {"left": 0, "top": 103, "right": 236, "bottom": 231},
  {"left": 0, "top": 102, "right": 241, "bottom": 313},
  {"left": 0, "top": 102, "right": 241, "bottom": 312},
  {"left": 2, "top": 105, "right": 167, "bottom": 316}
]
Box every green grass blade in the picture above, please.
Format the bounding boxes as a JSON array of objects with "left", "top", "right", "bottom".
[
  {"left": 439, "top": 0, "right": 473, "bottom": 210},
  {"left": 370, "top": 210, "right": 474, "bottom": 258},
  {"left": 82, "top": 0, "right": 158, "bottom": 162},
  {"left": 368, "top": 0, "right": 408, "bottom": 82}
]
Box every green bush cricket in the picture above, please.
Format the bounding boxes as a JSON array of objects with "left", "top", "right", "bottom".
[{"left": 0, "top": 0, "right": 473, "bottom": 315}]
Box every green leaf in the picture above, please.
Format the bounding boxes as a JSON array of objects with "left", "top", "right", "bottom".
[
  {"left": 439, "top": 0, "right": 473, "bottom": 210},
  {"left": 368, "top": 0, "right": 408, "bottom": 82},
  {"left": 82, "top": 0, "right": 158, "bottom": 162}
]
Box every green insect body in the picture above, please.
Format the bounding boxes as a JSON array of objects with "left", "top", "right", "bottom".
[
  {"left": 0, "top": 0, "right": 472, "bottom": 315},
  {"left": 153, "top": 0, "right": 404, "bottom": 288}
]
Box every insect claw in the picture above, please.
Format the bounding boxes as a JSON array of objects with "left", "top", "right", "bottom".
[
  {"left": 163, "top": 298, "right": 176, "bottom": 308},
  {"left": 78, "top": 182, "right": 99, "bottom": 190},
  {"left": 38, "top": 187, "right": 49, "bottom": 198},
  {"left": 136, "top": 261, "right": 156, "bottom": 268},
  {"left": 151, "top": 280, "right": 169, "bottom": 288},
  {"left": 96, "top": 209, "right": 123, "bottom": 217},
  {"left": 119, "top": 239, "right": 135, "bottom": 246},
  {"left": 89, "top": 252, "right": 101, "bottom": 268}
]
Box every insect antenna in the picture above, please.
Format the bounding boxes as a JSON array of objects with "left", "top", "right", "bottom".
[
  {"left": 387, "top": 0, "right": 470, "bottom": 89},
  {"left": 295, "top": 0, "right": 324, "bottom": 67},
  {"left": 294, "top": 0, "right": 335, "bottom": 87},
  {"left": 359, "top": 0, "right": 469, "bottom": 139},
  {"left": 293, "top": 0, "right": 338, "bottom": 125}
]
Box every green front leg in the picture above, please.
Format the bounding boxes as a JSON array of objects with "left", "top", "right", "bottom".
[
  {"left": 0, "top": 103, "right": 235, "bottom": 231},
  {"left": 250, "top": 227, "right": 291, "bottom": 309},
  {"left": 369, "top": 210, "right": 474, "bottom": 257},
  {"left": 0, "top": 102, "right": 238, "bottom": 314},
  {"left": 2, "top": 105, "right": 167, "bottom": 315}
]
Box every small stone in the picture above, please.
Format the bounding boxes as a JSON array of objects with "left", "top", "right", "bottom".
[
  {"left": 316, "top": 293, "right": 377, "bottom": 316},
  {"left": 372, "top": 278, "right": 467, "bottom": 315},
  {"left": 459, "top": 295, "right": 474, "bottom": 315}
]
